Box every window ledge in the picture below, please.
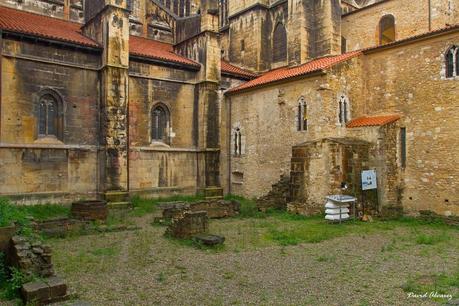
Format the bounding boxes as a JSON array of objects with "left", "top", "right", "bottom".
[
  {"left": 34, "top": 137, "right": 64, "bottom": 145},
  {"left": 150, "top": 141, "right": 170, "bottom": 148}
]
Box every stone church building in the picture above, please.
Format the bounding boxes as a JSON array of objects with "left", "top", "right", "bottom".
[{"left": 0, "top": 0, "right": 457, "bottom": 217}]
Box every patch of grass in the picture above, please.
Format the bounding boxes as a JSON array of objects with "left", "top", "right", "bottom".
[
  {"left": 402, "top": 272, "right": 459, "bottom": 301},
  {"left": 156, "top": 271, "right": 167, "bottom": 283},
  {"left": 19, "top": 204, "right": 70, "bottom": 221},
  {"left": 90, "top": 247, "right": 119, "bottom": 257},
  {"left": 0, "top": 197, "right": 70, "bottom": 238},
  {"left": 224, "top": 194, "right": 264, "bottom": 219},
  {"left": 316, "top": 255, "right": 336, "bottom": 263},
  {"left": 416, "top": 233, "right": 451, "bottom": 245},
  {"left": 130, "top": 194, "right": 206, "bottom": 217}
]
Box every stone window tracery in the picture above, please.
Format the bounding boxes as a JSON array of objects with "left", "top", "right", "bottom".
[
  {"left": 36, "top": 90, "right": 63, "bottom": 141},
  {"left": 445, "top": 45, "right": 458, "bottom": 78},
  {"left": 297, "top": 98, "right": 308, "bottom": 131},
  {"left": 234, "top": 128, "right": 242, "bottom": 156},
  {"left": 151, "top": 104, "right": 170, "bottom": 144},
  {"left": 38, "top": 94, "right": 58, "bottom": 137}
]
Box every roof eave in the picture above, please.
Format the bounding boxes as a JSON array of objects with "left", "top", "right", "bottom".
[
  {"left": 225, "top": 69, "right": 325, "bottom": 96},
  {"left": 129, "top": 54, "right": 201, "bottom": 71},
  {"left": 2, "top": 30, "right": 102, "bottom": 51}
]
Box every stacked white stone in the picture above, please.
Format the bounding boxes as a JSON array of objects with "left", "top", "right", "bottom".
[{"left": 324, "top": 195, "right": 356, "bottom": 222}]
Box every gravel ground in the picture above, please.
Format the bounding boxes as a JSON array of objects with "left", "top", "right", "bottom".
[{"left": 47, "top": 217, "right": 459, "bottom": 306}]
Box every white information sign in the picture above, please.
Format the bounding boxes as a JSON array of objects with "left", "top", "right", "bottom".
[{"left": 361, "top": 170, "right": 377, "bottom": 190}]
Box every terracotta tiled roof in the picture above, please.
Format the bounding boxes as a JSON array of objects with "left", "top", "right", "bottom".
[
  {"left": 129, "top": 35, "right": 200, "bottom": 69},
  {"left": 346, "top": 114, "right": 401, "bottom": 128},
  {"left": 221, "top": 60, "right": 257, "bottom": 79},
  {"left": 0, "top": 6, "right": 99, "bottom": 48},
  {"left": 227, "top": 51, "right": 362, "bottom": 94}
]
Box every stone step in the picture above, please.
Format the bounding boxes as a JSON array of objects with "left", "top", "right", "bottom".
[
  {"left": 21, "top": 276, "right": 68, "bottom": 305},
  {"left": 107, "top": 202, "right": 132, "bottom": 210},
  {"left": 104, "top": 191, "right": 129, "bottom": 203},
  {"left": 203, "top": 187, "right": 224, "bottom": 198},
  {"left": 205, "top": 196, "right": 224, "bottom": 200}
]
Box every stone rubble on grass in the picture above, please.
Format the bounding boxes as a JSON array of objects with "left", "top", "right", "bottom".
[{"left": 8, "top": 235, "right": 69, "bottom": 305}]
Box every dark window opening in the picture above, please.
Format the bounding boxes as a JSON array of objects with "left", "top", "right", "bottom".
[
  {"left": 297, "top": 99, "right": 308, "bottom": 131},
  {"left": 234, "top": 128, "right": 242, "bottom": 156},
  {"left": 241, "top": 39, "right": 245, "bottom": 52},
  {"left": 272, "top": 23, "right": 287, "bottom": 63},
  {"left": 152, "top": 105, "right": 170, "bottom": 143},
  {"left": 445, "top": 46, "right": 458, "bottom": 78},
  {"left": 339, "top": 95, "right": 349, "bottom": 125},
  {"left": 400, "top": 127, "right": 407, "bottom": 168},
  {"left": 379, "top": 15, "right": 395, "bottom": 45}
]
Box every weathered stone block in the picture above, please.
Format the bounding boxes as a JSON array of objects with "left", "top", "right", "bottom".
[
  {"left": 71, "top": 200, "right": 108, "bottom": 221},
  {"left": 165, "top": 211, "right": 209, "bottom": 239},
  {"left": 193, "top": 234, "right": 225, "bottom": 246},
  {"left": 0, "top": 224, "right": 16, "bottom": 252},
  {"left": 21, "top": 276, "right": 68, "bottom": 306}
]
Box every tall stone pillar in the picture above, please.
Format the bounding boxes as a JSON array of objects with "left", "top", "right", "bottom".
[
  {"left": 83, "top": 0, "right": 130, "bottom": 205},
  {"left": 194, "top": 0, "right": 223, "bottom": 198}
]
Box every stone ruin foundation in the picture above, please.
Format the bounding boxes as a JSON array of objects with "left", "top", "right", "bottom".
[
  {"left": 256, "top": 175, "right": 290, "bottom": 212},
  {"left": 155, "top": 199, "right": 240, "bottom": 224},
  {"left": 7, "top": 236, "right": 68, "bottom": 305}
]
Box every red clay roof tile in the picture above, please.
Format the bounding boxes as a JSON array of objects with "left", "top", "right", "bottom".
[
  {"left": 346, "top": 114, "right": 401, "bottom": 128},
  {"left": 129, "top": 35, "right": 200, "bottom": 68},
  {"left": 226, "top": 51, "right": 362, "bottom": 94},
  {"left": 221, "top": 60, "right": 257, "bottom": 79},
  {"left": 0, "top": 6, "right": 99, "bottom": 48}
]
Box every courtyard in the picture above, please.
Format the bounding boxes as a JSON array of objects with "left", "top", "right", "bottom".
[{"left": 2, "top": 197, "right": 457, "bottom": 305}]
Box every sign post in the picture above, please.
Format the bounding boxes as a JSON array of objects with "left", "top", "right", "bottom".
[{"left": 361, "top": 170, "right": 377, "bottom": 216}]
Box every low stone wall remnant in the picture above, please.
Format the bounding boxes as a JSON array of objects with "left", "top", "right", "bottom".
[{"left": 165, "top": 211, "right": 209, "bottom": 239}]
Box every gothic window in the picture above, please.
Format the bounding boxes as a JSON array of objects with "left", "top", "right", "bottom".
[
  {"left": 38, "top": 94, "right": 59, "bottom": 137},
  {"left": 151, "top": 104, "right": 170, "bottom": 143},
  {"left": 379, "top": 15, "right": 395, "bottom": 45},
  {"left": 234, "top": 128, "right": 242, "bottom": 156},
  {"left": 445, "top": 46, "right": 458, "bottom": 78},
  {"left": 338, "top": 95, "right": 350, "bottom": 126},
  {"left": 272, "top": 23, "right": 287, "bottom": 63},
  {"left": 297, "top": 98, "right": 308, "bottom": 131}
]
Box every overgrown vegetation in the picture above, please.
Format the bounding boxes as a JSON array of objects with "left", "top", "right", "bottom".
[
  {"left": 0, "top": 197, "right": 70, "bottom": 228},
  {"left": 0, "top": 252, "right": 37, "bottom": 301}
]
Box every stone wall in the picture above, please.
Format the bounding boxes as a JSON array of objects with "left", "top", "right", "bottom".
[
  {"left": 225, "top": 29, "right": 459, "bottom": 216},
  {"left": 342, "top": 0, "right": 459, "bottom": 51},
  {"left": 0, "top": 38, "right": 101, "bottom": 203}
]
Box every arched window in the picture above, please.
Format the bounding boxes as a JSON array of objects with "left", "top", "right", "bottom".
[
  {"left": 297, "top": 98, "right": 308, "bottom": 131},
  {"left": 445, "top": 46, "right": 458, "bottom": 78},
  {"left": 379, "top": 15, "right": 395, "bottom": 45},
  {"left": 272, "top": 23, "right": 287, "bottom": 63},
  {"left": 38, "top": 94, "right": 58, "bottom": 137},
  {"left": 234, "top": 128, "right": 242, "bottom": 156},
  {"left": 338, "top": 95, "right": 350, "bottom": 126},
  {"left": 151, "top": 104, "right": 170, "bottom": 143}
]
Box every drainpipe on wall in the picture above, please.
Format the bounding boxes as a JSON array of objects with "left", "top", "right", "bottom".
[
  {"left": 428, "top": 0, "right": 432, "bottom": 31},
  {"left": 228, "top": 95, "right": 232, "bottom": 195}
]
